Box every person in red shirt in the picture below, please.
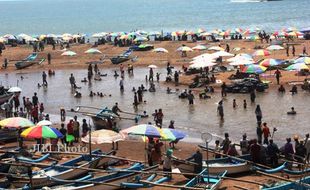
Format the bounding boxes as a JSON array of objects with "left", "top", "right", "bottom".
[
  {"left": 31, "top": 105, "right": 39, "bottom": 123},
  {"left": 67, "top": 119, "right": 74, "bottom": 146},
  {"left": 262, "top": 122, "right": 271, "bottom": 145}
]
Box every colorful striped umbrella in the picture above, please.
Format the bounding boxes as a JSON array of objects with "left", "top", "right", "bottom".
[
  {"left": 285, "top": 63, "right": 309, "bottom": 71},
  {"left": 242, "top": 64, "right": 267, "bottom": 74},
  {"left": 294, "top": 57, "right": 310, "bottom": 64},
  {"left": 252, "top": 50, "right": 270, "bottom": 57},
  {"left": 81, "top": 129, "right": 125, "bottom": 144},
  {"left": 259, "top": 59, "right": 284, "bottom": 67},
  {"left": 21, "top": 125, "right": 63, "bottom": 139},
  {"left": 208, "top": 46, "right": 224, "bottom": 51},
  {"left": 0, "top": 117, "right": 34, "bottom": 128},
  {"left": 120, "top": 124, "right": 163, "bottom": 138},
  {"left": 161, "top": 128, "right": 186, "bottom": 141}
]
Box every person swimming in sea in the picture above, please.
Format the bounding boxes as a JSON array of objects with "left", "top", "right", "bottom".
[{"left": 287, "top": 107, "right": 296, "bottom": 115}]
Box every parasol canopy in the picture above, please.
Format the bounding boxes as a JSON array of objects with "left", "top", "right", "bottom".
[
  {"left": 81, "top": 129, "right": 125, "bottom": 144},
  {"left": 0, "top": 117, "right": 34, "bottom": 128},
  {"left": 285, "top": 63, "right": 309, "bottom": 71},
  {"left": 8, "top": 87, "right": 22, "bottom": 93},
  {"left": 177, "top": 46, "right": 193, "bottom": 52},
  {"left": 120, "top": 124, "right": 163, "bottom": 138},
  {"left": 259, "top": 59, "right": 284, "bottom": 67},
  {"left": 161, "top": 128, "right": 186, "bottom": 141},
  {"left": 61, "top": 51, "right": 77, "bottom": 56},
  {"left": 21, "top": 125, "right": 63, "bottom": 139},
  {"left": 85, "top": 48, "right": 102, "bottom": 54},
  {"left": 252, "top": 50, "right": 270, "bottom": 57},
  {"left": 152, "top": 48, "right": 168, "bottom": 53},
  {"left": 242, "top": 64, "right": 267, "bottom": 74}
]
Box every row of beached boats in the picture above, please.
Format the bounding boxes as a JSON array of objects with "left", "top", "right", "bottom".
[{"left": 0, "top": 145, "right": 309, "bottom": 190}]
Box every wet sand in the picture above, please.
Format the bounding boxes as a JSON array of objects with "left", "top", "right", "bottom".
[{"left": 0, "top": 39, "right": 309, "bottom": 189}]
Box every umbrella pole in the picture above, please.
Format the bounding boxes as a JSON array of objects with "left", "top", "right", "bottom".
[{"left": 88, "top": 120, "right": 92, "bottom": 157}]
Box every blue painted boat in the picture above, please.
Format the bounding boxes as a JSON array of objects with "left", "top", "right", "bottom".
[
  {"left": 183, "top": 169, "right": 227, "bottom": 190},
  {"left": 15, "top": 53, "right": 38, "bottom": 69},
  {"left": 47, "top": 163, "right": 159, "bottom": 190},
  {"left": 7, "top": 149, "right": 112, "bottom": 188},
  {"left": 260, "top": 176, "right": 310, "bottom": 190},
  {"left": 173, "top": 154, "right": 251, "bottom": 178}
]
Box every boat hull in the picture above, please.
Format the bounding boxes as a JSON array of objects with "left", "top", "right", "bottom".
[
  {"left": 173, "top": 155, "right": 251, "bottom": 178},
  {"left": 110, "top": 57, "right": 130, "bottom": 64},
  {"left": 0, "top": 93, "right": 13, "bottom": 105},
  {"left": 91, "top": 116, "right": 113, "bottom": 130}
]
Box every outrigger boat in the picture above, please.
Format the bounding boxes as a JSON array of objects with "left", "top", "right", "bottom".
[
  {"left": 0, "top": 86, "right": 13, "bottom": 105},
  {"left": 70, "top": 106, "right": 148, "bottom": 130},
  {"left": 172, "top": 154, "right": 251, "bottom": 178},
  {"left": 260, "top": 176, "right": 310, "bottom": 190},
  {"left": 47, "top": 163, "right": 159, "bottom": 190},
  {"left": 110, "top": 49, "right": 133, "bottom": 64},
  {"left": 7, "top": 149, "right": 113, "bottom": 188},
  {"left": 14, "top": 53, "right": 45, "bottom": 70},
  {"left": 182, "top": 169, "right": 227, "bottom": 190}
]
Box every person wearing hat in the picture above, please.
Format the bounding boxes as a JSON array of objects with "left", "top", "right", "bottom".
[
  {"left": 240, "top": 134, "right": 249, "bottom": 155},
  {"left": 163, "top": 149, "right": 173, "bottom": 179},
  {"left": 186, "top": 148, "right": 203, "bottom": 173}
]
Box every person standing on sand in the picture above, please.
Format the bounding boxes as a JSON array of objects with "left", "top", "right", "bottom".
[
  {"left": 174, "top": 71, "right": 179, "bottom": 86},
  {"left": 292, "top": 46, "right": 295, "bottom": 56},
  {"left": 133, "top": 92, "right": 138, "bottom": 108},
  {"left": 186, "top": 148, "right": 203, "bottom": 173},
  {"left": 286, "top": 46, "right": 289, "bottom": 57},
  {"left": 60, "top": 123, "right": 67, "bottom": 145},
  {"left": 303, "top": 46, "right": 307, "bottom": 55},
  {"left": 73, "top": 115, "right": 80, "bottom": 143},
  {"left": 250, "top": 139, "right": 261, "bottom": 163},
  {"left": 163, "top": 149, "right": 173, "bottom": 178},
  {"left": 137, "top": 87, "right": 143, "bottom": 102},
  {"left": 221, "top": 133, "right": 230, "bottom": 154},
  {"left": 47, "top": 53, "right": 51, "bottom": 64},
  {"left": 274, "top": 69, "right": 281, "bottom": 85}
]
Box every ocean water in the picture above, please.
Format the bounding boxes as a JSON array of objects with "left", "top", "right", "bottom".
[{"left": 0, "top": 0, "right": 309, "bottom": 35}]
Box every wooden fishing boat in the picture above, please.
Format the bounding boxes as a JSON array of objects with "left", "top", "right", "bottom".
[
  {"left": 45, "top": 163, "right": 159, "bottom": 190},
  {"left": 7, "top": 149, "right": 112, "bottom": 188},
  {"left": 110, "top": 50, "right": 132, "bottom": 64},
  {"left": 0, "top": 86, "right": 13, "bottom": 105},
  {"left": 172, "top": 154, "right": 251, "bottom": 178},
  {"left": 260, "top": 176, "right": 310, "bottom": 190},
  {"left": 182, "top": 169, "right": 227, "bottom": 190},
  {"left": 14, "top": 53, "right": 45, "bottom": 69}
]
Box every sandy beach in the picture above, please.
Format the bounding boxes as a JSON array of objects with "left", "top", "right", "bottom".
[{"left": 0, "top": 38, "right": 310, "bottom": 190}]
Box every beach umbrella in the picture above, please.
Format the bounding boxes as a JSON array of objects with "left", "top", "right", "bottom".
[
  {"left": 266, "top": 45, "right": 284, "bottom": 51},
  {"left": 153, "top": 48, "right": 168, "bottom": 53},
  {"left": 193, "top": 53, "right": 214, "bottom": 60},
  {"left": 192, "top": 45, "right": 207, "bottom": 51},
  {"left": 149, "top": 31, "right": 161, "bottom": 36},
  {"left": 196, "top": 28, "right": 205, "bottom": 34},
  {"left": 72, "top": 34, "right": 81, "bottom": 38},
  {"left": 3, "top": 34, "right": 16, "bottom": 40},
  {"left": 62, "top": 33, "right": 72, "bottom": 38},
  {"left": 227, "top": 54, "right": 253, "bottom": 62},
  {"left": 37, "top": 120, "right": 52, "bottom": 126},
  {"left": 211, "top": 51, "right": 234, "bottom": 58},
  {"left": 252, "top": 50, "right": 270, "bottom": 57},
  {"left": 81, "top": 129, "right": 125, "bottom": 144},
  {"left": 234, "top": 28, "right": 243, "bottom": 33},
  {"left": 120, "top": 124, "right": 163, "bottom": 138},
  {"left": 177, "top": 46, "right": 193, "bottom": 52},
  {"left": 61, "top": 51, "right": 77, "bottom": 56},
  {"left": 259, "top": 59, "right": 284, "bottom": 67},
  {"left": 294, "top": 57, "right": 310, "bottom": 64},
  {"left": 148, "top": 65, "right": 158, "bottom": 69},
  {"left": 285, "top": 63, "right": 309, "bottom": 71},
  {"left": 232, "top": 47, "right": 241, "bottom": 52},
  {"left": 200, "top": 32, "right": 212, "bottom": 37},
  {"left": 134, "top": 36, "right": 148, "bottom": 42},
  {"left": 21, "top": 125, "right": 63, "bottom": 139},
  {"left": 47, "top": 34, "right": 57, "bottom": 38},
  {"left": 242, "top": 64, "right": 267, "bottom": 74},
  {"left": 189, "top": 61, "right": 217, "bottom": 69},
  {"left": 92, "top": 33, "right": 105, "bottom": 38},
  {"left": 161, "top": 128, "right": 186, "bottom": 141},
  {"left": 208, "top": 46, "right": 224, "bottom": 51},
  {"left": 248, "top": 35, "right": 260, "bottom": 41},
  {"left": 186, "top": 31, "right": 195, "bottom": 35},
  {"left": 288, "top": 31, "right": 303, "bottom": 37},
  {"left": 120, "top": 35, "right": 131, "bottom": 40},
  {"left": 85, "top": 48, "right": 102, "bottom": 54},
  {"left": 0, "top": 117, "right": 34, "bottom": 129},
  {"left": 8, "top": 86, "right": 22, "bottom": 93}
]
